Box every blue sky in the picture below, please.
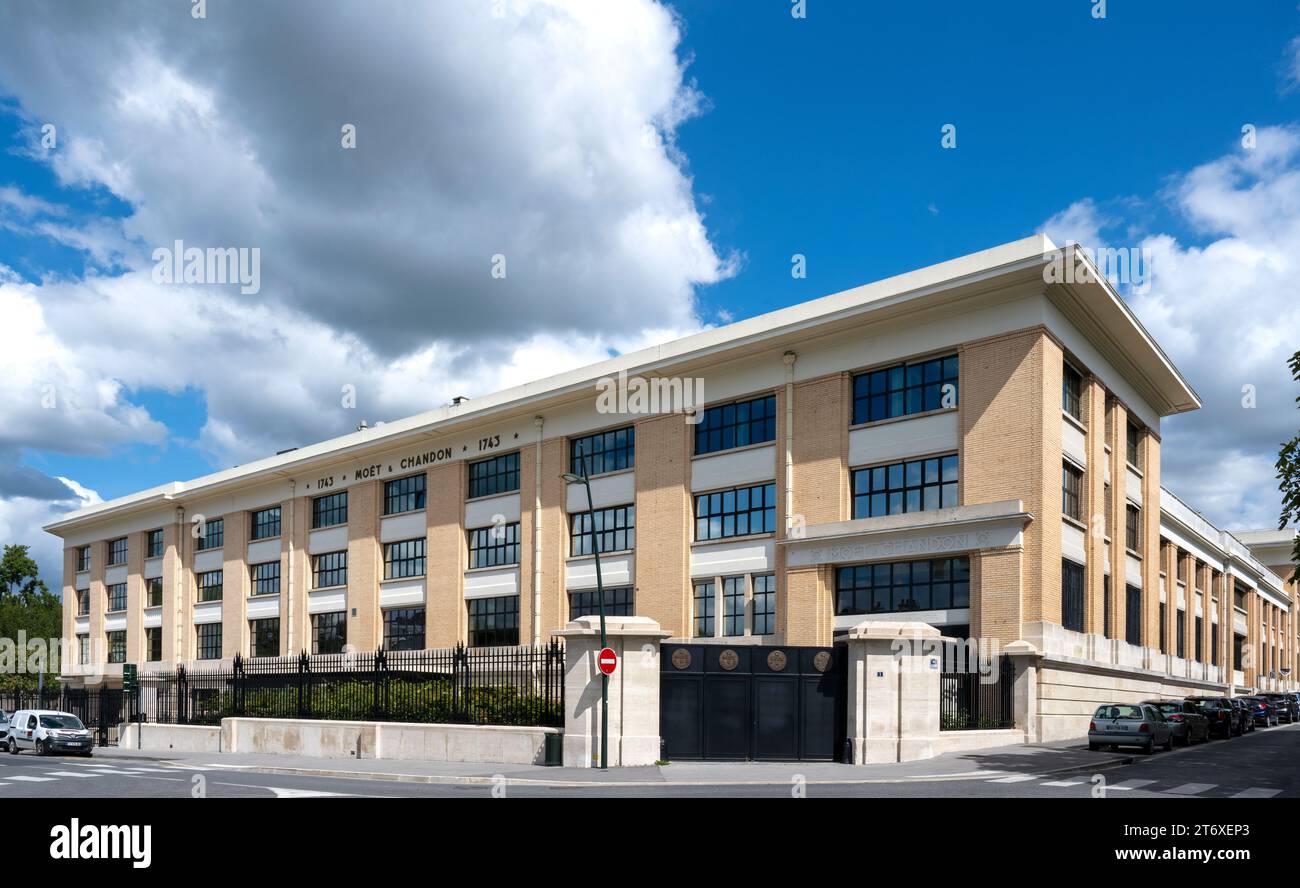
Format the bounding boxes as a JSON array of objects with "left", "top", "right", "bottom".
[{"left": 0, "top": 0, "right": 1298, "bottom": 581}]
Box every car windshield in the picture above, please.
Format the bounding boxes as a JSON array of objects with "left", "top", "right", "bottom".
[
  {"left": 39, "top": 714, "right": 84, "bottom": 730},
  {"left": 1154, "top": 703, "right": 1181, "bottom": 714},
  {"left": 1095, "top": 705, "right": 1144, "bottom": 720},
  {"left": 1188, "top": 699, "right": 1218, "bottom": 709}
]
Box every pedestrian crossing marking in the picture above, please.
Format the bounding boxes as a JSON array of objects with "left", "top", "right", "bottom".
[
  {"left": 1231, "top": 787, "right": 1281, "bottom": 798},
  {"left": 1040, "top": 780, "right": 1083, "bottom": 787},
  {"left": 989, "top": 774, "right": 1040, "bottom": 783},
  {"left": 7, "top": 775, "right": 56, "bottom": 782},
  {"left": 1166, "top": 782, "right": 1216, "bottom": 795},
  {"left": 1108, "top": 779, "right": 1156, "bottom": 791}
]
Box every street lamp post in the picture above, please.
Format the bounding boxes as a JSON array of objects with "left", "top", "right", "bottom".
[{"left": 562, "top": 444, "right": 609, "bottom": 770}]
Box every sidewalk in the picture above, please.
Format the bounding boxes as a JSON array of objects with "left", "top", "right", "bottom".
[{"left": 91, "top": 737, "right": 1133, "bottom": 787}]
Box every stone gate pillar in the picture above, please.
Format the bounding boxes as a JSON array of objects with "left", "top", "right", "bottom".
[
  {"left": 557, "top": 615, "right": 669, "bottom": 768},
  {"left": 843, "top": 621, "right": 942, "bottom": 763}
]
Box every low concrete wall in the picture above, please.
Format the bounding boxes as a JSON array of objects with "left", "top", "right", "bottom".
[
  {"left": 932, "top": 728, "right": 1026, "bottom": 756},
  {"left": 119, "top": 722, "right": 222, "bottom": 753},
  {"left": 221, "top": 718, "right": 558, "bottom": 765}
]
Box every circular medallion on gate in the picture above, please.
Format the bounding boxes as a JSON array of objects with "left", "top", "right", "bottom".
[
  {"left": 767, "top": 650, "right": 789, "bottom": 672},
  {"left": 719, "top": 649, "right": 740, "bottom": 671},
  {"left": 812, "top": 651, "right": 833, "bottom": 673},
  {"left": 671, "top": 648, "right": 693, "bottom": 670}
]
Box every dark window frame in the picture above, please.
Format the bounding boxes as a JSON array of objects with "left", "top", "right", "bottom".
[
  {"left": 694, "top": 482, "right": 777, "bottom": 542},
  {"left": 251, "top": 505, "right": 281, "bottom": 540},
  {"left": 467, "top": 595, "right": 519, "bottom": 647},
  {"left": 196, "top": 624, "right": 222, "bottom": 660},
  {"left": 76, "top": 546, "right": 91, "bottom": 572},
  {"left": 1061, "top": 558, "right": 1085, "bottom": 632},
  {"left": 145, "top": 627, "right": 162, "bottom": 662},
  {"left": 1125, "top": 584, "right": 1143, "bottom": 645},
  {"left": 107, "top": 630, "right": 127, "bottom": 664},
  {"left": 1126, "top": 420, "right": 1142, "bottom": 468},
  {"left": 384, "top": 473, "right": 427, "bottom": 516},
  {"left": 146, "top": 576, "right": 163, "bottom": 608},
  {"left": 146, "top": 529, "right": 164, "bottom": 559},
  {"left": 252, "top": 561, "right": 280, "bottom": 596},
  {"left": 569, "top": 504, "right": 635, "bottom": 557},
  {"left": 851, "top": 354, "right": 959, "bottom": 426},
  {"left": 312, "top": 491, "right": 348, "bottom": 528},
  {"left": 468, "top": 523, "right": 520, "bottom": 569},
  {"left": 693, "top": 580, "right": 715, "bottom": 637},
  {"left": 852, "top": 454, "right": 958, "bottom": 519},
  {"left": 752, "top": 573, "right": 776, "bottom": 636},
  {"left": 106, "top": 583, "right": 127, "bottom": 613},
  {"left": 383, "top": 608, "right": 426, "bottom": 651},
  {"left": 694, "top": 394, "right": 777, "bottom": 456},
  {"left": 196, "top": 570, "right": 223, "bottom": 603},
  {"left": 1062, "top": 461, "right": 1084, "bottom": 521},
  {"left": 570, "top": 426, "right": 635, "bottom": 476},
  {"left": 722, "top": 575, "right": 745, "bottom": 637},
  {"left": 1063, "top": 363, "right": 1083, "bottom": 421},
  {"left": 250, "top": 618, "right": 280, "bottom": 658},
  {"left": 1125, "top": 503, "right": 1141, "bottom": 551},
  {"left": 196, "top": 517, "right": 224, "bottom": 551},
  {"left": 77, "top": 588, "right": 90, "bottom": 616},
  {"left": 384, "top": 538, "right": 427, "bottom": 579},
  {"left": 467, "top": 453, "right": 520, "bottom": 499},
  {"left": 835, "top": 556, "right": 971, "bottom": 617},
  {"left": 312, "top": 551, "right": 347, "bottom": 589},
  {"left": 107, "top": 537, "right": 128, "bottom": 566},
  {"left": 569, "top": 587, "right": 634, "bottom": 620},
  {"left": 312, "top": 611, "right": 347, "bottom": 655}
]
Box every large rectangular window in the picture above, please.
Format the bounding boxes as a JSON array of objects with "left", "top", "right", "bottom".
[
  {"left": 312, "top": 612, "right": 347, "bottom": 654},
  {"left": 107, "top": 630, "right": 126, "bottom": 664},
  {"left": 1126, "top": 420, "right": 1142, "bottom": 468},
  {"left": 1125, "top": 584, "right": 1142, "bottom": 646},
  {"left": 77, "top": 588, "right": 90, "bottom": 616},
  {"left": 145, "top": 627, "right": 162, "bottom": 662},
  {"left": 693, "top": 581, "right": 715, "bottom": 637},
  {"left": 1233, "top": 634, "right": 1244, "bottom": 670},
  {"left": 752, "top": 574, "right": 776, "bottom": 636},
  {"left": 569, "top": 587, "right": 634, "bottom": 620},
  {"left": 146, "top": 577, "right": 163, "bottom": 608},
  {"left": 1104, "top": 576, "right": 1112, "bottom": 639},
  {"left": 468, "top": 523, "right": 520, "bottom": 569},
  {"left": 695, "top": 394, "right": 777, "bottom": 455},
  {"left": 1061, "top": 559, "right": 1085, "bottom": 632},
  {"left": 1063, "top": 363, "right": 1083, "bottom": 420},
  {"left": 78, "top": 634, "right": 90, "bottom": 665},
  {"left": 722, "top": 575, "right": 746, "bottom": 637},
  {"left": 1125, "top": 504, "right": 1141, "bottom": 551},
  {"left": 383, "top": 608, "right": 426, "bottom": 651},
  {"left": 468, "top": 453, "right": 520, "bottom": 499},
  {"left": 384, "top": 538, "right": 426, "bottom": 579},
  {"left": 1158, "top": 601, "right": 1166, "bottom": 653},
  {"left": 250, "top": 618, "right": 280, "bottom": 658},
  {"left": 694, "top": 482, "right": 777, "bottom": 542},
  {"left": 251, "top": 505, "right": 281, "bottom": 540},
  {"left": 146, "top": 529, "right": 164, "bottom": 558},
  {"left": 108, "top": 537, "right": 128, "bottom": 566},
  {"left": 1195, "top": 616, "right": 1203, "bottom": 662},
  {"left": 197, "top": 571, "right": 223, "bottom": 602},
  {"left": 384, "top": 473, "right": 426, "bottom": 515},
  {"left": 196, "top": 624, "right": 222, "bottom": 660},
  {"left": 313, "top": 552, "right": 347, "bottom": 589},
  {"left": 570, "top": 426, "right": 634, "bottom": 476},
  {"left": 467, "top": 596, "right": 519, "bottom": 647},
  {"left": 76, "top": 546, "right": 91, "bottom": 572},
  {"left": 252, "top": 562, "right": 280, "bottom": 596},
  {"left": 106, "top": 583, "right": 127, "bottom": 612},
  {"left": 1062, "top": 462, "right": 1083, "bottom": 522},
  {"left": 196, "top": 517, "right": 224, "bottom": 551},
  {"left": 312, "top": 491, "right": 348, "bottom": 528},
  {"left": 852, "top": 454, "right": 958, "bottom": 519},
  {"left": 1176, "top": 614, "right": 1186, "bottom": 658},
  {"left": 1211, "top": 623, "right": 1220, "bottom": 666},
  {"left": 569, "top": 505, "right": 635, "bottom": 556},
  {"left": 852, "top": 354, "right": 958, "bottom": 425},
  {"left": 835, "top": 557, "right": 970, "bottom": 616}
]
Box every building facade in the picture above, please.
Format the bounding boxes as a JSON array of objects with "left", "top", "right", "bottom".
[{"left": 47, "top": 236, "right": 1298, "bottom": 739}]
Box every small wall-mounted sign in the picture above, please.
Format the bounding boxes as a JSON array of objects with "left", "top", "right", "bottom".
[
  {"left": 875, "top": 671, "right": 885, "bottom": 679},
  {"left": 929, "top": 657, "right": 939, "bottom": 671}
]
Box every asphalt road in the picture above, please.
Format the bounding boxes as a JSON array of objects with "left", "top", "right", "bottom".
[{"left": 2, "top": 722, "right": 1297, "bottom": 798}]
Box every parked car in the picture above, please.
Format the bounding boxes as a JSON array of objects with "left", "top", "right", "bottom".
[
  {"left": 3, "top": 710, "right": 94, "bottom": 756},
  {"left": 0, "top": 709, "right": 8, "bottom": 733},
  {"left": 1230, "top": 697, "right": 1255, "bottom": 734},
  {"left": 1186, "top": 696, "right": 1236, "bottom": 739},
  {"left": 1144, "top": 699, "right": 1209, "bottom": 746},
  {"left": 1260, "top": 693, "right": 1298, "bottom": 724},
  {"left": 1242, "top": 696, "right": 1277, "bottom": 728},
  {"left": 1089, "top": 703, "right": 1174, "bottom": 754}
]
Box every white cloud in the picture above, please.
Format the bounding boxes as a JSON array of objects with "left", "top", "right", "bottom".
[
  {"left": 1046, "top": 125, "right": 1300, "bottom": 532},
  {"left": 0, "top": 478, "right": 101, "bottom": 587}
]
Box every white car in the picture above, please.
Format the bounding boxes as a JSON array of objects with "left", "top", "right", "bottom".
[{"left": 5, "top": 710, "right": 94, "bottom": 756}]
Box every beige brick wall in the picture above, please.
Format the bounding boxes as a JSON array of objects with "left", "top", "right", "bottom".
[
  {"left": 125, "top": 529, "right": 145, "bottom": 664},
  {"left": 346, "top": 481, "right": 380, "bottom": 651},
  {"left": 62, "top": 546, "right": 76, "bottom": 670},
  {"left": 784, "top": 565, "right": 833, "bottom": 645},
  {"left": 1082, "top": 375, "right": 1107, "bottom": 635},
  {"left": 426, "top": 461, "right": 466, "bottom": 648},
  {"left": 88, "top": 541, "right": 105, "bottom": 674},
  {"left": 789, "top": 373, "right": 847, "bottom": 527},
  {"left": 286, "top": 493, "right": 310, "bottom": 656},
  {"left": 221, "top": 510, "right": 248, "bottom": 659},
  {"left": 634, "top": 412, "right": 690, "bottom": 635},
  {"left": 161, "top": 521, "right": 181, "bottom": 662}
]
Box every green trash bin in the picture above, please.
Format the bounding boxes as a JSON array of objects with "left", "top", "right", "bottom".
[{"left": 544, "top": 732, "right": 563, "bottom": 766}]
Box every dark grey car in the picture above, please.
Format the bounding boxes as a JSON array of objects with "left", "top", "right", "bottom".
[{"left": 1089, "top": 703, "right": 1174, "bottom": 754}]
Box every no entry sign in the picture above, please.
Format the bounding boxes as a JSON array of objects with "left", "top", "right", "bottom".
[{"left": 597, "top": 647, "right": 618, "bottom": 676}]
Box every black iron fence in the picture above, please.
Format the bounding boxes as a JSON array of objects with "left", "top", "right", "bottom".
[
  {"left": 136, "top": 642, "right": 565, "bottom": 729},
  {"left": 0, "top": 687, "right": 125, "bottom": 746},
  {"left": 939, "top": 653, "right": 1015, "bottom": 731}
]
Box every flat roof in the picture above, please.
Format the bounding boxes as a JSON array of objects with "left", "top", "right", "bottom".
[{"left": 45, "top": 234, "right": 1202, "bottom": 534}]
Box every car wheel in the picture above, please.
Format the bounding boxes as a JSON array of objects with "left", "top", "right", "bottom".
[
  {"left": 1164, "top": 735, "right": 1174, "bottom": 751},
  {"left": 35, "top": 739, "right": 46, "bottom": 756},
  {"left": 1143, "top": 740, "right": 1156, "bottom": 755},
  {"left": 1088, "top": 743, "right": 1100, "bottom": 751},
  {"left": 5, "top": 738, "right": 16, "bottom": 754}
]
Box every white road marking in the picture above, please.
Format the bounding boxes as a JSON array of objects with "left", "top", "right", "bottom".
[
  {"left": 42, "top": 771, "right": 99, "bottom": 778},
  {"left": 1040, "top": 780, "right": 1084, "bottom": 787},
  {"left": 1231, "top": 787, "right": 1281, "bottom": 799},
  {"left": 1107, "top": 779, "right": 1156, "bottom": 791},
  {"left": 989, "top": 774, "right": 1040, "bottom": 783},
  {"left": 6, "top": 775, "right": 57, "bottom": 782},
  {"left": 1165, "top": 782, "right": 1217, "bottom": 795}
]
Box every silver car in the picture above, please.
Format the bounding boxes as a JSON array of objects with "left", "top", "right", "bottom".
[{"left": 1089, "top": 703, "right": 1174, "bottom": 754}]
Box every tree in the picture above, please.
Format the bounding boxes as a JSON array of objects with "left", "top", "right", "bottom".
[
  {"left": 0, "top": 544, "right": 49, "bottom": 604},
  {"left": 1278, "top": 349, "right": 1300, "bottom": 583}
]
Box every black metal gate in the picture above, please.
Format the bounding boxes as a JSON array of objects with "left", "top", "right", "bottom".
[
  {"left": 0, "top": 687, "right": 124, "bottom": 747},
  {"left": 660, "top": 643, "right": 845, "bottom": 761}
]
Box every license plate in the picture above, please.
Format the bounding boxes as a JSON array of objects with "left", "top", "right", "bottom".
[{"left": 1111, "top": 724, "right": 1130, "bottom": 731}]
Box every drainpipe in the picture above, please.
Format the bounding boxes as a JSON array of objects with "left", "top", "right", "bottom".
[
  {"left": 533, "top": 415, "right": 544, "bottom": 646},
  {"left": 287, "top": 479, "right": 296, "bottom": 655},
  {"left": 782, "top": 351, "right": 797, "bottom": 535},
  {"left": 174, "top": 506, "right": 185, "bottom": 664}
]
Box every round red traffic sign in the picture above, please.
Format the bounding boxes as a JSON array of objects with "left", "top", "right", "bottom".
[{"left": 597, "top": 647, "right": 618, "bottom": 676}]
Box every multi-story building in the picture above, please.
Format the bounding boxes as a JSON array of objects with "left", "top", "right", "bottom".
[{"left": 46, "top": 235, "right": 1296, "bottom": 740}]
